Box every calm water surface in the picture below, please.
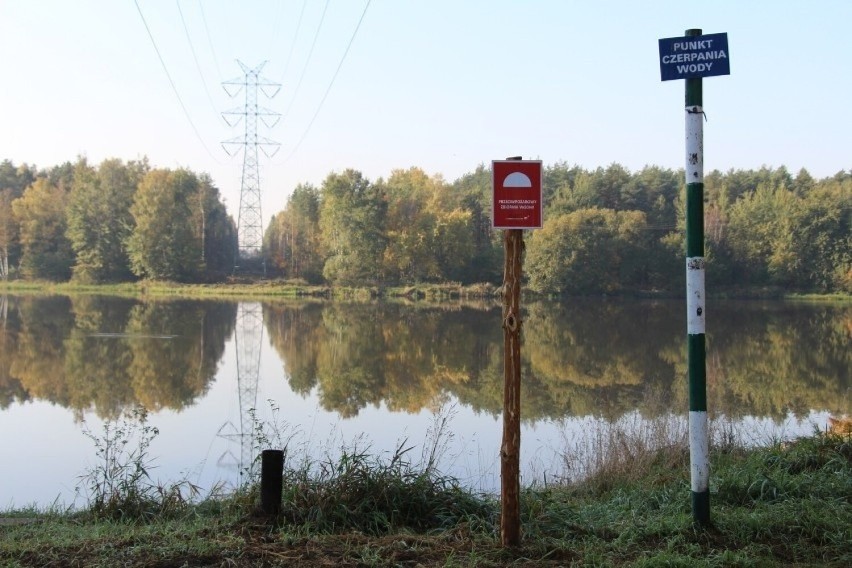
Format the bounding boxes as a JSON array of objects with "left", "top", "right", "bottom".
[{"left": 0, "top": 295, "right": 848, "bottom": 507}]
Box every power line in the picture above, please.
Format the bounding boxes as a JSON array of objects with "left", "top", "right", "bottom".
[
  {"left": 277, "top": 0, "right": 309, "bottom": 83},
  {"left": 279, "top": 0, "right": 330, "bottom": 125},
  {"left": 265, "top": 0, "right": 286, "bottom": 57},
  {"left": 198, "top": 0, "right": 223, "bottom": 83},
  {"left": 133, "top": 0, "right": 223, "bottom": 164},
  {"left": 176, "top": 0, "right": 221, "bottom": 119},
  {"left": 281, "top": 0, "right": 371, "bottom": 164}
]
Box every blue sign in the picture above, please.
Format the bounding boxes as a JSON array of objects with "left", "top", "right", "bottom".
[{"left": 659, "top": 32, "right": 730, "bottom": 81}]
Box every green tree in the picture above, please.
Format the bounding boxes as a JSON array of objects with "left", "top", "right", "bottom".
[
  {"left": 0, "top": 160, "right": 36, "bottom": 197},
  {"left": 432, "top": 208, "right": 476, "bottom": 282},
  {"left": 543, "top": 162, "right": 583, "bottom": 210},
  {"left": 623, "top": 166, "right": 681, "bottom": 226},
  {"left": 265, "top": 183, "right": 323, "bottom": 282},
  {"left": 0, "top": 162, "right": 47, "bottom": 277},
  {"left": 12, "top": 178, "right": 73, "bottom": 280},
  {"left": 193, "top": 174, "right": 237, "bottom": 278},
  {"left": 703, "top": 203, "right": 738, "bottom": 288},
  {"left": 67, "top": 158, "right": 146, "bottom": 282},
  {"left": 126, "top": 169, "right": 203, "bottom": 281},
  {"left": 726, "top": 183, "right": 795, "bottom": 287},
  {"left": 0, "top": 190, "right": 18, "bottom": 279},
  {"left": 449, "top": 165, "right": 502, "bottom": 283},
  {"left": 559, "top": 164, "right": 631, "bottom": 212},
  {"left": 45, "top": 161, "right": 75, "bottom": 191},
  {"left": 793, "top": 168, "right": 815, "bottom": 196},
  {"left": 790, "top": 180, "right": 852, "bottom": 291},
  {"left": 395, "top": 168, "right": 478, "bottom": 283},
  {"left": 526, "top": 208, "right": 647, "bottom": 295},
  {"left": 127, "top": 169, "right": 196, "bottom": 280},
  {"left": 380, "top": 168, "right": 443, "bottom": 283},
  {"left": 319, "top": 170, "right": 387, "bottom": 286}
]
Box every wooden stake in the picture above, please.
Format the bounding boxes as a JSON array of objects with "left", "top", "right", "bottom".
[{"left": 501, "top": 227, "right": 523, "bottom": 547}]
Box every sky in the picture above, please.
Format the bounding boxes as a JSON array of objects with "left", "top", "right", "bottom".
[{"left": 2, "top": 0, "right": 851, "bottom": 225}]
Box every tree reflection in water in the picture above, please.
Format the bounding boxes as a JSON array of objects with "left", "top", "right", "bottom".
[
  {"left": 0, "top": 296, "right": 848, "bottom": 422},
  {"left": 1, "top": 295, "right": 235, "bottom": 419},
  {"left": 263, "top": 298, "right": 850, "bottom": 422}
]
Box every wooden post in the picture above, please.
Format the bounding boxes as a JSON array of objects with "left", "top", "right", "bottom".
[
  {"left": 501, "top": 227, "right": 523, "bottom": 547},
  {"left": 260, "top": 449, "right": 284, "bottom": 515}
]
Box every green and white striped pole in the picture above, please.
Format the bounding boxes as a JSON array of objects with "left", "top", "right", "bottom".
[{"left": 684, "top": 28, "right": 710, "bottom": 526}]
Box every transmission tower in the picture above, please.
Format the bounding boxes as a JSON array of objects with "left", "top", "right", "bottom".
[
  {"left": 217, "top": 302, "right": 264, "bottom": 478},
  {"left": 222, "top": 61, "right": 281, "bottom": 268}
]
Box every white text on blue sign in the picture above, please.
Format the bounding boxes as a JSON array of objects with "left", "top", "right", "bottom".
[{"left": 659, "top": 33, "right": 730, "bottom": 81}]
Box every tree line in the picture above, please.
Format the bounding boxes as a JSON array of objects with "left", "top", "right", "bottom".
[
  {"left": 0, "top": 158, "right": 236, "bottom": 282},
  {"left": 266, "top": 164, "right": 851, "bottom": 294},
  {"left": 1, "top": 157, "right": 849, "bottom": 293}
]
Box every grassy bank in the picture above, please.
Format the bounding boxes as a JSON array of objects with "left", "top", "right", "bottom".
[
  {"left": 0, "top": 278, "right": 330, "bottom": 300},
  {"left": 2, "top": 278, "right": 850, "bottom": 305},
  {"left": 0, "top": 279, "right": 505, "bottom": 303},
  {"left": 2, "top": 426, "right": 849, "bottom": 567}
]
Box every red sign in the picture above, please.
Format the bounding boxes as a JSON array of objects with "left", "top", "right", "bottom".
[{"left": 492, "top": 160, "right": 543, "bottom": 229}]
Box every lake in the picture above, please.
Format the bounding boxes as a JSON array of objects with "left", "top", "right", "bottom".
[{"left": 0, "top": 294, "right": 848, "bottom": 508}]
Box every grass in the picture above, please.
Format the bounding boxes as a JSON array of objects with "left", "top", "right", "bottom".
[
  {"left": 1, "top": 413, "right": 850, "bottom": 567},
  {"left": 784, "top": 292, "right": 852, "bottom": 304},
  {"left": 0, "top": 278, "right": 508, "bottom": 304},
  {"left": 0, "top": 278, "right": 332, "bottom": 300},
  {"left": 76, "top": 406, "right": 201, "bottom": 522},
  {"left": 3, "top": 278, "right": 849, "bottom": 306}
]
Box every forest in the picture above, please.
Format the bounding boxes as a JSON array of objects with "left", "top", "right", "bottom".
[{"left": 1, "top": 157, "right": 850, "bottom": 294}]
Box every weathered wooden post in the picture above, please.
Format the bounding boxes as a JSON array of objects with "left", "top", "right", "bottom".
[
  {"left": 259, "top": 449, "right": 284, "bottom": 515},
  {"left": 501, "top": 227, "right": 523, "bottom": 546},
  {"left": 492, "top": 157, "right": 543, "bottom": 547}
]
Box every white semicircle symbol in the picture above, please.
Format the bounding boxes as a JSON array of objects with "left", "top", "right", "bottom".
[{"left": 503, "top": 172, "right": 532, "bottom": 188}]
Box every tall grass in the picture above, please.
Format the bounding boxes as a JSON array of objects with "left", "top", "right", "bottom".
[
  {"left": 78, "top": 406, "right": 199, "bottom": 521},
  {"left": 553, "top": 412, "right": 810, "bottom": 494},
  {"left": 556, "top": 413, "right": 690, "bottom": 493},
  {"left": 238, "top": 401, "right": 494, "bottom": 534},
  {"left": 274, "top": 440, "right": 495, "bottom": 534}
]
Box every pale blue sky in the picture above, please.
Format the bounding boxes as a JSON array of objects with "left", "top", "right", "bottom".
[{"left": 1, "top": 1, "right": 850, "bottom": 222}]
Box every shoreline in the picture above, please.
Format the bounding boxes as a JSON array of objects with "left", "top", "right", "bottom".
[
  {"left": 2, "top": 430, "right": 849, "bottom": 567},
  {"left": 1, "top": 279, "right": 850, "bottom": 303}
]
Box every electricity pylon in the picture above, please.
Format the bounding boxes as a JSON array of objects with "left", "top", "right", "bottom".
[
  {"left": 217, "top": 302, "right": 264, "bottom": 479},
  {"left": 222, "top": 61, "right": 281, "bottom": 269}
]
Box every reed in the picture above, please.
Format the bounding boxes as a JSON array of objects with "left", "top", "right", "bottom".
[{"left": 77, "top": 406, "right": 199, "bottom": 521}]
